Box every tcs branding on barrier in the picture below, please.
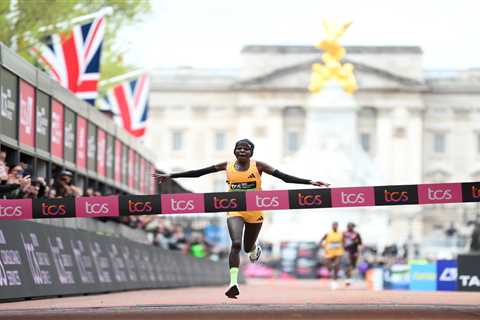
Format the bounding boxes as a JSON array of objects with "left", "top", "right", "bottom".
[{"left": 0, "top": 182, "right": 479, "bottom": 220}]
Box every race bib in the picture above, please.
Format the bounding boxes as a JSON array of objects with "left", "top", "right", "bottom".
[
  {"left": 230, "top": 181, "right": 257, "bottom": 191},
  {"left": 329, "top": 242, "right": 341, "bottom": 249}
]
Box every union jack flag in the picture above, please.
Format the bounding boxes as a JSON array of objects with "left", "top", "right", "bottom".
[
  {"left": 32, "top": 17, "right": 105, "bottom": 106},
  {"left": 98, "top": 74, "right": 150, "bottom": 138}
]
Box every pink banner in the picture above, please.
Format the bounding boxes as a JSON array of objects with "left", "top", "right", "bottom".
[
  {"left": 114, "top": 139, "right": 122, "bottom": 184},
  {"left": 150, "top": 166, "right": 156, "bottom": 195},
  {"left": 140, "top": 158, "right": 146, "bottom": 194},
  {"left": 0, "top": 199, "right": 32, "bottom": 220},
  {"left": 51, "top": 100, "right": 64, "bottom": 158},
  {"left": 331, "top": 186, "right": 375, "bottom": 207},
  {"left": 97, "top": 129, "right": 106, "bottom": 176},
  {"left": 161, "top": 193, "right": 205, "bottom": 214},
  {"left": 19, "top": 80, "right": 35, "bottom": 147},
  {"left": 246, "top": 190, "right": 290, "bottom": 211},
  {"left": 418, "top": 183, "right": 462, "bottom": 204},
  {"left": 76, "top": 196, "right": 119, "bottom": 218},
  {"left": 76, "top": 116, "right": 87, "bottom": 169}
]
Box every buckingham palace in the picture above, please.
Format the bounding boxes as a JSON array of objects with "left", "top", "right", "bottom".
[{"left": 144, "top": 45, "right": 480, "bottom": 255}]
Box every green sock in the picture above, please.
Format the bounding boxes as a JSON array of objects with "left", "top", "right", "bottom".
[{"left": 229, "top": 267, "right": 239, "bottom": 286}]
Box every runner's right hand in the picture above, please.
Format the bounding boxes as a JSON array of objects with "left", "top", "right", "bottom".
[{"left": 151, "top": 173, "right": 171, "bottom": 183}]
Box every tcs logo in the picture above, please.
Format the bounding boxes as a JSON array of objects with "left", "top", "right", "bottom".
[
  {"left": 0, "top": 205, "right": 23, "bottom": 217},
  {"left": 255, "top": 196, "right": 279, "bottom": 208},
  {"left": 472, "top": 186, "right": 480, "bottom": 199},
  {"left": 427, "top": 188, "right": 452, "bottom": 201},
  {"left": 213, "top": 197, "right": 238, "bottom": 210},
  {"left": 170, "top": 199, "right": 194, "bottom": 211},
  {"left": 297, "top": 193, "right": 322, "bottom": 206},
  {"left": 128, "top": 200, "right": 152, "bottom": 213},
  {"left": 41, "top": 203, "right": 66, "bottom": 216},
  {"left": 384, "top": 190, "right": 409, "bottom": 202},
  {"left": 85, "top": 202, "right": 110, "bottom": 215},
  {"left": 341, "top": 192, "right": 365, "bottom": 204}
]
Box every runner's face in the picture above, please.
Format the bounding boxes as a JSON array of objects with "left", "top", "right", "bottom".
[{"left": 234, "top": 143, "right": 252, "bottom": 161}]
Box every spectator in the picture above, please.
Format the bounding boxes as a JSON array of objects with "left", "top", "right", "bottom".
[
  {"left": 2, "top": 164, "right": 31, "bottom": 199},
  {"left": 51, "top": 170, "right": 81, "bottom": 198},
  {"left": 470, "top": 223, "right": 480, "bottom": 253},
  {"left": 85, "top": 187, "right": 96, "bottom": 197},
  {"left": 0, "top": 151, "right": 8, "bottom": 181},
  {"left": 187, "top": 233, "right": 210, "bottom": 258}
]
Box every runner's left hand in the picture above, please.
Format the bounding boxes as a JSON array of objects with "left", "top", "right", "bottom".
[{"left": 311, "top": 181, "right": 330, "bottom": 187}]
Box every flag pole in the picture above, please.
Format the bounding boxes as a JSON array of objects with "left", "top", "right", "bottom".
[
  {"left": 98, "top": 69, "right": 147, "bottom": 88},
  {"left": 37, "top": 6, "right": 114, "bottom": 33}
]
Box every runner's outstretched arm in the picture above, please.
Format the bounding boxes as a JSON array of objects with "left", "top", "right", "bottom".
[
  {"left": 256, "top": 161, "right": 330, "bottom": 187},
  {"left": 152, "top": 162, "right": 227, "bottom": 183}
]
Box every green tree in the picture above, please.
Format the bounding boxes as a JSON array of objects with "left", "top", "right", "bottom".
[{"left": 0, "top": 0, "right": 151, "bottom": 83}]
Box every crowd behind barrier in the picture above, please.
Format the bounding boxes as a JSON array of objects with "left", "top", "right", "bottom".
[{"left": 0, "top": 148, "right": 229, "bottom": 261}]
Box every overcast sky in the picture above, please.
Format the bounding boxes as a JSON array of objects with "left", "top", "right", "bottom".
[{"left": 119, "top": 0, "right": 480, "bottom": 70}]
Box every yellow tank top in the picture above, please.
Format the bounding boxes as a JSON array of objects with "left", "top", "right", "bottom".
[
  {"left": 226, "top": 160, "right": 261, "bottom": 192},
  {"left": 325, "top": 230, "right": 344, "bottom": 251}
]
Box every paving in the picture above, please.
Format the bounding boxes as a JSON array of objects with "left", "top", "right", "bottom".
[{"left": 1, "top": 279, "right": 479, "bottom": 319}]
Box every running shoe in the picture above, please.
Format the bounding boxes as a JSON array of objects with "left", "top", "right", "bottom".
[
  {"left": 248, "top": 245, "right": 262, "bottom": 263},
  {"left": 225, "top": 284, "right": 240, "bottom": 299}
]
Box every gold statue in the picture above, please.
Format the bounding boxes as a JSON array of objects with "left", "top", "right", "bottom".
[{"left": 309, "top": 20, "right": 358, "bottom": 94}]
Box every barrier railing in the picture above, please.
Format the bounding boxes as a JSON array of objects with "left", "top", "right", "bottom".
[{"left": 0, "top": 220, "right": 231, "bottom": 300}]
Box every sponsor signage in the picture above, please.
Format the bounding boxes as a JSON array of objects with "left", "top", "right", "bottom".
[
  {"left": 114, "top": 139, "right": 122, "bottom": 184},
  {"left": 76, "top": 116, "right": 87, "bottom": 169},
  {"left": 50, "top": 100, "right": 63, "bottom": 159},
  {"left": 461, "top": 182, "right": 480, "bottom": 203},
  {"left": 374, "top": 185, "right": 418, "bottom": 206},
  {"left": 106, "top": 134, "right": 114, "bottom": 180},
  {"left": 150, "top": 166, "right": 156, "bottom": 195},
  {"left": 0, "top": 182, "right": 480, "bottom": 220},
  {"left": 140, "top": 158, "right": 146, "bottom": 193},
  {"left": 19, "top": 80, "right": 35, "bottom": 147},
  {"left": 121, "top": 144, "right": 128, "bottom": 186},
  {"left": 418, "top": 183, "right": 462, "bottom": 204},
  {"left": 436, "top": 259, "right": 457, "bottom": 291},
  {"left": 409, "top": 262, "right": 436, "bottom": 291},
  {"left": 119, "top": 195, "right": 161, "bottom": 216},
  {"left": 63, "top": 108, "right": 76, "bottom": 163},
  {"left": 35, "top": 90, "right": 50, "bottom": 152},
  {"left": 75, "top": 196, "right": 119, "bottom": 218},
  {"left": 97, "top": 129, "right": 106, "bottom": 177},
  {"left": 33, "top": 198, "right": 76, "bottom": 219},
  {"left": 204, "top": 192, "right": 246, "bottom": 212},
  {"left": 161, "top": 193, "right": 205, "bottom": 214},
  {"left": 383, "top": 264, "right": 410, "bottom": 290},
  {"left": 0, "top": 68, "right": 18, "bottom": 140},
  {"left": 51, "top": 100, "right": 64, "bottom": 159},
  {"left": 128, "top": 149, "right": 135, "bottom": 188},
  {"left": 0, "top": 220, "right": 228, "bottom": 300},
  {"left": 246, "top": 190, "right": 290, "bottom": 211},
  {"left": 457, "top": 254, "right": 480, "bottom": 292},
  {"left": 288, "top": 188, "right": 332, "bottom": 209},
  {"left": 0, "top": 200, "right": 32, "bottom": 220},
  {"left": 87, "top": 122, "right": 96, "bottom": 172},
  {"left": 331, "top": 186, "right": 375, "bottom": 207}
]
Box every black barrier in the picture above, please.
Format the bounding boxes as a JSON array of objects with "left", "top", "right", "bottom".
[
  {"left": 0, "top": 221, "right": 229, "bottom": 300},
  {"left": 457, "top": 254, "right": 480, "bottom": 292}
]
